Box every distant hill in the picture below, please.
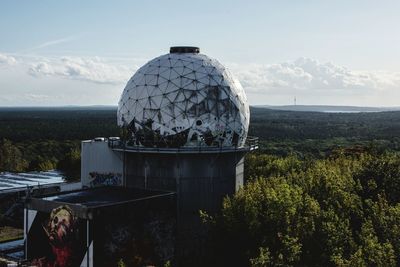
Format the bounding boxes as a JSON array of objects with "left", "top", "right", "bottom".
[
  {"left": 255, "top": 105, "right": 400, "bottom": 113},
  {"left": 0, "top": 105, "right": 118, "bottom": 111},
  {"left": 3, "top": 105, "right": 400, "bottom": 113}
]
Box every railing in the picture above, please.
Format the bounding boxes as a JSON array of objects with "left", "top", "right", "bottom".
[
  {"left": 107, "top": 136, "right": 259, "bottom": 153},
  {"left": 245, "top": 136, "right": 259, "bottom": 151}
]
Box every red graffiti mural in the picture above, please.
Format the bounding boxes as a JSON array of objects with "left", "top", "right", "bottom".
[{"left": 29, "top": 205, "right": 86, "bottom": 267}]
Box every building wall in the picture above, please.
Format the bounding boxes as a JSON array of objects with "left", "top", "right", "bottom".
[
  {"left": 125, "top": 152, "right": 245, "bottom": 213},
  {"left": 81, "top": 141, "right": 246, "bottom": 265},
  {"left": 124, "top": 150, "right": 246, "bottom": 265},
  {"left": 25, "top": 195, "right": 175, "bottom": 267},
  {"left": 81, "top": 139, "right": 123, "bottom": 187}
]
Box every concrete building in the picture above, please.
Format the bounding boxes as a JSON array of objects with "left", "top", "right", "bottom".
[
  {"left": 25, "top": 187, "right": 175, "bottom": 266},
  {"left": 81, "top": 138, "right": 123, "bottom": 188},
  {"left": 24, "top": 46, "right": 257, "bottom": 266}
]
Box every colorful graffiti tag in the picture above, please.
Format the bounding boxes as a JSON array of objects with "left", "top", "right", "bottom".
[{"left": 89, "top": 172, "right": 122, "bottom": 187}]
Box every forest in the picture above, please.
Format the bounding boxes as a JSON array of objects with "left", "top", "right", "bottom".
[
  {"left": 0, "top": 107, "right": 119, "bottom": 179},
  {"left": 1, "top": 107, "right": 400, "bottom": 175},
  {"left": 203, "top": 151, "right": 400, "bottom": 266},
  {"left": 1, "top": 107, "right": 400, "bottom": 266}
]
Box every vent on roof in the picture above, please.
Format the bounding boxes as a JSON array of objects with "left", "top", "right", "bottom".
[{"left": 170, "top": 46, "right": 200, "bottom": 54}]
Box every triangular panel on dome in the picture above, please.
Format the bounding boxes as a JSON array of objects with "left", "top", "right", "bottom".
[
  {"left": 166, "top": 91, "right": 179, "bottom": 103},
  {"left": 182, "top": 89, "right": 194, "bottom": 100},
  {"left": 158, "top": 57, "right": 172, "bottom": 68},
  {"left": 181, "top": 66, "right": 194, "bottom": 76},
  {"left": 134, "top": 86, "right": 147, "bottom": 100},
  {"left": 145, "top": 74, "right": 158, "bottom": 86},
  {"left": 158, "top": 66, "right": 172, "bottom": 77},
  {"left": 164, "top": 81, "right": 179, "bottom": 94},
  {"left": 145, "top": 65, "right": 160, "bottom": 75},
  {"left": 191, "top": 61, "right": 205, "bottom": 72},
  {"left": 181, "top": 77, "right": 194, "bottom": 89},
  {"left": 135, "top": 73, "right": 147, "bottom": 86},
  {"left": 168, "top": 70, "right": 181, "bottom": 82},
  {"left": 143, "top": 108, "right": 158, "bottom": 120},
  {"left": 173, "top": 66, "right": 185, "bottom": 75},
  {"left": 184, "top": 71, "right": 196, "bottom": 80},
  {"left": 150, "top": 95, "right": 163, "bottom": 107},
  {"left": 197, "top": 75, "right": 210, "bottom": 85},
  {"left": 209, "top": 77, "right": 219, "bottom": 86},
  {"left": 175, "top": 91, "right": 185, "bottom": 102}
]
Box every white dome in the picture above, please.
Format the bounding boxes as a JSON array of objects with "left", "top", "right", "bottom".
[{"left": 117, "top": 47, "right": 250, "bottom": 148}]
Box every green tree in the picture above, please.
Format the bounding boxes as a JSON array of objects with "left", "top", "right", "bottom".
[
  {"left": 0, "top": 139, "right": 28, "bottom": 172},
  {"left": 355, "top": 154, "right": 400, "bottom": 204},
  {"left": 58, "top": 148, "right": 81, "bottom": 181},
  {"left": 29, "top": 155, "right": 57, "bottom": 171},
  {"left": 205, "top": 177, "right": 320, "bottom": 266}
]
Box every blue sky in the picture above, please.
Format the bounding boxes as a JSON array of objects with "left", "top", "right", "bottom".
[{"left": 0, "top": 0, "right": 400, "bottom": 106}]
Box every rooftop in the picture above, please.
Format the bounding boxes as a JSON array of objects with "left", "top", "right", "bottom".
[
  {"left": 26, "top": 187, "right": 175, "bottom": 219},
  {"left": 0, "top": 170, "right": 64, "bottom": 193}
]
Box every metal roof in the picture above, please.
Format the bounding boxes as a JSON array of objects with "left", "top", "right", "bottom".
[
  {"left": 0, "top": 170, "right": 64, "bottom": 193},
  {"left": 26, "top": 187, "right": 175, "bottom": 219}
]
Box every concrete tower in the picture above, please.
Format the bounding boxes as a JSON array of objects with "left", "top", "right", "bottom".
[
  {"left": 81, "top": 47, "right": 258, "bottom": 264},
  {"left": 114, "top": 46, "right": 257, "bottom": 263}
]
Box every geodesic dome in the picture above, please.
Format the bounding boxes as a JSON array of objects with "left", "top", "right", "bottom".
[{"left": 117, "top": 47, "right": 249, "bottom": 148}]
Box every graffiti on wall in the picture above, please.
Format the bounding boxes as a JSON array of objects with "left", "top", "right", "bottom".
[
  {"left": 89, "top": 172, "right": 122, "bottom": 187},
  {"left": 28, "top": 205, "right": 87, "bottom": 267},
  {"left": 98, "top": 209, "right": 175, "bottom": 267}
]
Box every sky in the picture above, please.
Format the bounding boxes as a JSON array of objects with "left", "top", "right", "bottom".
[{"left": 0, "top": 0, "right": 400, "bottom": 106}]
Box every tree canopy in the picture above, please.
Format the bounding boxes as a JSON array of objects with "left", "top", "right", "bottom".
[{"left": 203, "top": 152, "right": 400, "bottom": 266}]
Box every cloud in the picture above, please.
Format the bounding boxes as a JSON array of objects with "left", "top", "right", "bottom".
[
  {"left": 20, "top": 36, "right": 78, "bottom": 53},
  {"left": 1, "top": 52, "right": 400, "bottom": 106},
  {"left": 24, "top": 55, "right": 400, "bottom": 93},
  {"left": 29, "top": 56, "right": 136, "bottom": 84},
  {"left": 28, "top": 62, "right": 55, "bottom": 76},
  {"left": 228, "top": 57, "right": 400, "bottom": 95},
  {"left": 0, "top": 53, "right": 17, "bottom": 65}
]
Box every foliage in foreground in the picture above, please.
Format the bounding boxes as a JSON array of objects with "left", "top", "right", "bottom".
[{"left": 203, "top": 152, "right": 400, "bottom": 267}]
